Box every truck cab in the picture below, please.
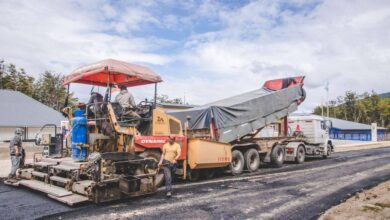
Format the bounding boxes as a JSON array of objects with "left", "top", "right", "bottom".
[{"left": 288, "top": 114, "right": 333, "bottom": 158}]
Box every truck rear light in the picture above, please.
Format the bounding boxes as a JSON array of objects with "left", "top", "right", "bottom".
[{"left": 286, "top": 148, "right": 294, "bottom": 154}]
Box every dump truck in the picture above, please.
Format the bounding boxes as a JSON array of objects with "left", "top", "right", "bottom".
[
  {"left": 5, "top": 59, "right": 315, "bottom": 205},
  {"left": 164, "top": 76, "right": 311, "bottom": 177}
]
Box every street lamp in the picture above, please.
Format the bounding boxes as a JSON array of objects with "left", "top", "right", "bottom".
[{"left": 324, "top": 81, "right": 329, "bottom": 119}]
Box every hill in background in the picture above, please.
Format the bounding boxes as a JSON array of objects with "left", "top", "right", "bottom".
[{"left": 379, "top": 92, "right": 390, "bottom": 99}]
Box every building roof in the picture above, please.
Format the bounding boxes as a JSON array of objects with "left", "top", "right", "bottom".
[
  {"left": 291, "top": 113, "right": 386, "bottom": 130},
  {"left": 330, "top": 117, "right": 386, "bottom": 130},
  {"left": 289, "top": 113, "right": 325, "bottom": 121},
  {"left": 0, "top": 90, "right": 66, "bottom": 127}
]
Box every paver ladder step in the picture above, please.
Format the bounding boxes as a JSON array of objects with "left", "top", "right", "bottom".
[
  {"left": 18, "top": 180, "right": 73, "bottom": 197},
  {"left": 32, "top": 171, "right": 48, "bottom": 178},
  {"left": 52, "top": 164, "right": 80, "bottom": 172},
  {"left": 33, "top": 161, "right": 58, "bottom": 167},
  {"left": 50, "top": 176, "right": 71, "bottom": 184}
]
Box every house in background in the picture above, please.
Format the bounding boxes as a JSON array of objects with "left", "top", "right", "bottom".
[
  {"left": 0, "top": 90, "right": 66, "bottom": 142},
  {"left": 329, "top": 117, "right": 387, "bottom": 141}
]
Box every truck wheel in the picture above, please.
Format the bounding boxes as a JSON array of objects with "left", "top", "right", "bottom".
[
  {"left": 295, "top": 145, "right": 305, "bottom": 164},
  {"left": 271, "top": 145, "right": 285, "bottom": 168},
  {"left": 188, "top": 169, "right": 200, "bottom": 182},
  {"left": 202, "top": 169, "right": 215, "bottom": 179},
  {"left": 244, "top": 148, "right": 260, "bottom": 172},
  {"left": 230, "top": 150, "right": 244, "bottom": 175},
  {"left": 323, "top": 144, "right": 332, "bottom": 159},
  {"left": 139, "top": 150, "right": 164, "bottom": 187}
]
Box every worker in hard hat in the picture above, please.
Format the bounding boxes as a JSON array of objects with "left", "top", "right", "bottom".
[
  {"left": 158, "top": 135, "right": 181, "bottom": 198},
  {"left": 115, "top": 85, "right": 141, "bottom": 118},
  {"left": 6, "top": 128, "right": 24, "bottom": 183}
]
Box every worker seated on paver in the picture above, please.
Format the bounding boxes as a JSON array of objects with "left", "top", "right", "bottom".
[
  {"left": 115, "top": 85, "right": 141, "bottom": 120},
  {"left": 5, "top": 128, "right": 25, "bottom": 183},
  {"left": 158, "top": 135, "right": 181, "bottom": 198},
  {"left": 87, "top": 91, "right": 104, "bottom": 118}
]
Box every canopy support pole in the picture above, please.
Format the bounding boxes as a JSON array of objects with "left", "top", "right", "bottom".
[
  {"left": 106, "top": 68, "right": 111, "bottom": 101},
  {"left": 154, "top": 83, "right": 157, "bottom": 109}
]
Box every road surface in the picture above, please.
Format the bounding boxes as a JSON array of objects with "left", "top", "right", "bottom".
[{"left": 1, "top": 146, "right": 390, "bottom": 220}]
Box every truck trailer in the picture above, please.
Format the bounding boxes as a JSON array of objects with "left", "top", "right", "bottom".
[{"left": 165, "top": 76, "right": 312, "bottom": 177}]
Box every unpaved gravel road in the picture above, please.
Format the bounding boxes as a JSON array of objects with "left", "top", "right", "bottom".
[{"left": 1, "top": 146, "right": 390, "bottom": 220}]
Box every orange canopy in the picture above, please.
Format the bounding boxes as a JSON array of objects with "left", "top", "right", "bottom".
[{"left": 63, "top": 59, "right": 162, "bottom": 87}]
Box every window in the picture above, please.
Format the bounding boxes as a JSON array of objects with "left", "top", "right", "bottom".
[
  {"left": 169, "top": 119, "right": 181, "bottom": 134},
  {"left": 321, "top": 121, "right": 326, "bottom": 130}
]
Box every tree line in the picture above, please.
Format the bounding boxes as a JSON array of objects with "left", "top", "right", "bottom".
[
  {"left": 0, "top": 60, "right": 77, "bottom": 111},
  {"left": 155, "top": 94, "right": 184, "bottom": 104},
  {"left": 313, "top": 91, "right": 390, "bottom": 129}
]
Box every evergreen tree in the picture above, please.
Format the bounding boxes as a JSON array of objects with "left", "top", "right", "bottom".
[
  {"left": 155, "top": 94, "right": 184, "bottom": 104},
  {"left": 33, "top": 71, "right": 77, "bottom": 111},
  {"left": 313, "top": 91, "right": 390, "bottom": 129},
  {"left": 0, "top": 59, "right": 77, "bottom": 112}
]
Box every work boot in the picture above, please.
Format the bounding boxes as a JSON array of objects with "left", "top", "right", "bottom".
[
  {"left": 4, "top": 177, "right": 17, "bottom": 184},
  {"left": 166, "top": 191, "right": 172, "bottom": 198}
]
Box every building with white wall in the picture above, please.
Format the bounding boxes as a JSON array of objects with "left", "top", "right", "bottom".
[{"left": 0, "top": 90, "right": 66, "bottom": 142}]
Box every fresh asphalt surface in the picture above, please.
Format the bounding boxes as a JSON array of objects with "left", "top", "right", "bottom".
[{"left": 2, "top": 146, "right": 390, "bottom": 220}]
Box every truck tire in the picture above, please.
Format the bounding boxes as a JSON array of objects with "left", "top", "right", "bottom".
[
  {"left": 295, "top": 145, "right": 305, "bottom": 164},
  {"left": 271, "top": 145, "right": 285, "bottom": 168},
  {"left": 323, "top": 144, "right": 332, "bottom": 159},
  {"left": 139, "top": 150, "right": 164, "bottom": 187},
  {"left": 188, "top": 169, "right": 200, "bottom": 182},
  {"left": 230, "top": 150, "right": 245, "bottom": 175},
  {"left": 202, "top": 169, "right": 215, "bottom": 179},
  {"left": 244, "top": 148, "right": 260, "bottom": 172}
]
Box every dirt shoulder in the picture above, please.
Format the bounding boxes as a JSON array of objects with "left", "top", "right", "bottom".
[{"left": 320, "top": 180, "right": 390, "bottom": 220}]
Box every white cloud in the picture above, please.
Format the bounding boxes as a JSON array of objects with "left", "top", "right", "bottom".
[
  {"left": 0, "top": 0, "right": 172, "bottom": 76},
  {"left": 170, "top": 0, "right": 390, "bottom": 112},
  {"left": 1, "top": 0, "right": 389, "bottom": 114}
]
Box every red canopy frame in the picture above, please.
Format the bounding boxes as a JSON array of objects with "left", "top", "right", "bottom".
[{"left": 63, "top": 59, "right": 162, "bottom": 87}]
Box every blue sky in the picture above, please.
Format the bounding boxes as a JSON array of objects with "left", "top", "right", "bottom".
[{"left": 1, "top": 0, "right": 390, "bottom": 112}]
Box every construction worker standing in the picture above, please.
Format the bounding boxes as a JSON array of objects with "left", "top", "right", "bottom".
[
  {"left": 158, "top": 135, "right": 181, "bottom": 198},
  {"left": 7, "top": 128, "right": 24, "bottom": 182}
]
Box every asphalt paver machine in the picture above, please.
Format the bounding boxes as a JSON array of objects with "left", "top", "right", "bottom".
[{"left": 5, "top": 59, "right": 173, "bottom": 205}]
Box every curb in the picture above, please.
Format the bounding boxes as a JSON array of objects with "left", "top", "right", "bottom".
[
  {"left": 336, "top": 142, "right": 381, "bottom": 148},
  {"left": 336, "top": 141, "right": 390, "bottom": 148},
  {"left": 335, "top": 142, "right": 390, "bottom": 153}
]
